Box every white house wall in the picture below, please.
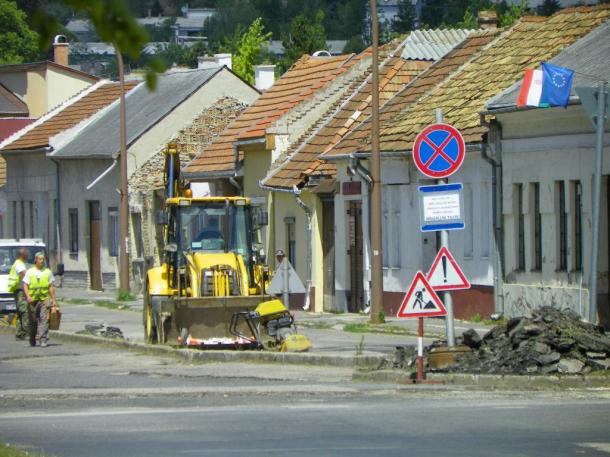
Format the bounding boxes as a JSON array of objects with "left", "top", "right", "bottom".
[
  {"left": 332, "top": 153, "right": 494, "bottom": 313},
  {"left": 59, "top": 159, "right": 120, "bottom": 288},
  {"left": 498, "top": 106, "right": 610, "bottom": 319}
]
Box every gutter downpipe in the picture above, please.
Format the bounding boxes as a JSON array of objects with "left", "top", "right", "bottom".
[
  {"left": 293, "top": 186, "right": 313, "bottom": 311},
  {"left": 348, "top": 155, "right": 373, "bottom": 311},
  {"left": 480, "top": 114, "right": 504, "bottom": 317},
  {"left": 230, "top": 144, "right": 243, "bottom": 195},
  {"left": 50, "top": 153, "right": 62, "bottom": 269}
]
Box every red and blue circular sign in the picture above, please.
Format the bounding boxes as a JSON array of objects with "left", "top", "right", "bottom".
[{"left": 412, "top": 123, "right": 465, "bottom": 179}]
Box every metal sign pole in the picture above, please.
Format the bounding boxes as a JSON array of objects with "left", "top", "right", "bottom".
[
  {"left": 435, "top": 108, "right": 455, "bottom": 346},
  {"left": 588, "top": 81, "right": 608, "bottom": 323},
  {"left": 417, "top": 317, "right": 424, "bottom": 383}
]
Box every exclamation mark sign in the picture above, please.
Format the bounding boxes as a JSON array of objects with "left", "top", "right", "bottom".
[{"left": 442, "top": 256, "right": 447, "bottom": 283}]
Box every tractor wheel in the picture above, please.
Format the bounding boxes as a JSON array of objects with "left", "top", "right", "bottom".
[{"left": 143, "top": 290, "right": 158, "bottom": 344}]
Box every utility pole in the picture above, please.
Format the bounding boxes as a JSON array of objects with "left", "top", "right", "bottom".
[
  {"left": 115, "top": 47, "right": 130, "bottom": 294},
  {"left": 588, "top": 81, "right": 607, "bottom": 323},
  {"left": 369, "top": 0, "right": 384, "bottom": 323},
  {"left": 435, "top": 108, "right": 456, "bottom": 347}
]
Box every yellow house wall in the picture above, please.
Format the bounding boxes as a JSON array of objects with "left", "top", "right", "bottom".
[
  {"left": 243, "top": 148, "right": 274, "bottom": 255},
  {"left": 26, "top": 70, "right": 47, "bottom": 117},
  {"left": 46, "top": 67, "right": 94, "bottom": 113},
  {"left": 271, "top": 190, "right": 324, "bottom": 312}
]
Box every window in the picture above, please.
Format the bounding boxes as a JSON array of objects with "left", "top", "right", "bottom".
[
  {"left": 69, "top": 209, "right": 78, "bottom": 256},
  {"left": 382, "top": 185, "right": 402, "bottom": 268},
  {"left": 285, "top": 217, "right": 296, "bottom": 267},
  {"left": 20, "top": 201, "right": 25, "bottom": 238},
  {"left": 572, "top": 181, "right": 582, "bottom": 271},
  {"left": 109, "top": 207, "right": 119, "bottom": 257},
  {"left": 480, "top": 182, "right": 490, "bottom": 258},
  {"left": 533, "top": 183, "right": 542, "bottom": 270},
  {"left": 464, "top": 183, "right": 473, "bottom": 259},
  {"left": 557, "top": 181, "right": 567, "bottom": 271},
  {"left": 12, "top": 201, "right": 17, "bottom": 238},
  {"left": 29, "top": 201, "right": 34, "bottom": 238},
  {"left": 517, "top": 184, "right": 525, "bottom": 271},
  {"left": 131, "top": 212, "right": 144, "bottom": 258}
]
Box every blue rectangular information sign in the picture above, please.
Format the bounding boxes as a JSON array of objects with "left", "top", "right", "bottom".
[{"left": 418, "top": 183, "right": 465, "bottom": 232}]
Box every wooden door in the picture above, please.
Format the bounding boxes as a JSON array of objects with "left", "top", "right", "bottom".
[
  {"left": 89, "top": 201, "right": 102, "bottom": 290},
  {"left": 322, "top": 198, "right": 335, "bottom": 310},
  {"left": 347, "top": 201, "right": 363, "bottom": 313}
]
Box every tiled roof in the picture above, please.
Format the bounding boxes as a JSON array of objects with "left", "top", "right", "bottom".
[
  {"left": 401, "top": 29, "right": 475, "bottom": 60},
  {"left": 1, "top": 80, "right": 140, "bottom": 152},
  {"left": 486, "top": 20, "right": 610, "bottom": 110},
  {"left": 261, "top": 30, "right": 491, "bottom": 190},
  {"left": 261, "top": 37, "right": 434, "bottom": 190},
  {"left": 183, "top": 54, "right": 359, "bottom": 178},
  {"left": 0, "top": 60, "right": 99, "bottom": 81},
  {"left": 130, "top": 97, "right": 248, "bottom": 193},
  {"left": 51, "top": 68, "right": 224, "bottom": 159},
  {"left": 324, "top": 6, "right": 610, "bottom": 158}
]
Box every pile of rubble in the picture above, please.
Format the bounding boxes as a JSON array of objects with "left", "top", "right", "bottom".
[
  {"left": 447, "top": 307, "right": 610, "bottom": 375},
  {"left": 78, "top": 324, "right": 124, "bottom": 340}
]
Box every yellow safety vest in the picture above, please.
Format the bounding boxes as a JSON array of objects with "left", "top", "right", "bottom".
[
  {"left": 27, "top": 267, "right": 52, "bottom": 301},
  {"left": 8, "top": 259, "right": 26, "bottom": 293}
]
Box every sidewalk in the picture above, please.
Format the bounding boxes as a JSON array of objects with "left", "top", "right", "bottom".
[{"left": 54, "top": 287, "right": 494, "bottom": 359}]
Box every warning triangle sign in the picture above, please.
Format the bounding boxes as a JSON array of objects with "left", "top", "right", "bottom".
[
  {"left": 426, "top": 246, "right": 470, "bottom": 291},
  {"left": 397, "top": 271, "right": 447, "bottom": 319}
]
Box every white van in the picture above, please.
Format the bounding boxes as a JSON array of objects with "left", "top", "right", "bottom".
[{"left": 0, "top": 239, "right": 46, "bottom": 313}]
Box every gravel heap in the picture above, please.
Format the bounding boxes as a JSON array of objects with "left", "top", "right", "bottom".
[{"left": 448, "top": 307, "right": 610, "bottom": 375}]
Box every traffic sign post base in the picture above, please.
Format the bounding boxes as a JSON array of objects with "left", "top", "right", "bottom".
[{"left": 417, "top": 317, "right": 424, "bottom": 383}]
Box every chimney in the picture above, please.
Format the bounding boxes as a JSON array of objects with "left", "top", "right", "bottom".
[
  {"left": 214, "top": 53, "right": 232, "bottom": 69},
  {"left": 255, "top": 65, "right": 276, "bottom": 91},
  {"left": 198, "top": 56, "right": 217, "bottom": 69},
  {"left": 477, "top": 10, "right": 498, "bottom": 30},
  {"left": 53, "top": 35, "right": 69, "bottom": 67}
]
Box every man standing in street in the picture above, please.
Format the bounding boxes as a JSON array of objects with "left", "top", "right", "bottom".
[
  {"left": 7, "top": 248, "right": 28, "bottom": 340},
  {"left": 22, "top": 252, "right": 58, "bottom": 347}
]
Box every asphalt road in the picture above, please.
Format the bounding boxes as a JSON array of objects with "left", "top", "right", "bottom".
[{"left": 1, "top": 332, "right": 610, "bottom": 457}]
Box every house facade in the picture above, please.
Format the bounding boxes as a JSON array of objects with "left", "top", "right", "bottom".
[
  {"left": 49, "top": 67, "right": 258, "bottom": 290},
  {"left": 321, "top": 6, "right": 609, "bottom": 318},
  {"left": 484, "top": 20, "right": 610, "bottom": 327}
]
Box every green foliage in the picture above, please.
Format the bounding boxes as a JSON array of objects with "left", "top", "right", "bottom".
[
  {"left": 378, "top": 310, "right": 386, "bottom": 324},
  {"left": 536, "top": 0, "right": 561, "bottom": 16},
  {"left": 232, "top": 17, "right": 272, "bottom": 84},
  {"left": 392, "top": 0, "right": 417, "bottom": 34},
  {"left": 280, "top": 9, "right": 326, "bottom": 73},
  {"left": 457, "top": 9, "right": 478, "bottom": 29},
  {"left": 117, "top": 290, "right": 136, "bottom": 301},
  {"left": 499, "top": 0, "right": 531, "bottom": 27},
  {"left": 355, "top": 334, "right": 365, "bottom": 356},
  {"left": 0, "top": 441, "right": 47, "bottom": 457},
  {"left": 31, "top": 0, "right": 165, "bottom": 88},
  {"left": 342, "top": 35, "right": 366, "bottom": 54},
  {"left": 156, "top": 41, "right": 208, "bottom": 68},
  {"left": 0, "top": 0, "right": 40, "bottom": 64},
  {"left": 144, "top": 17, "right": 175, "bottom": 42}
]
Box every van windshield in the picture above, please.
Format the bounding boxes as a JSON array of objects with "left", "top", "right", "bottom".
[{"left": 0, "top": 247, "right": 46, "bottom": 274}]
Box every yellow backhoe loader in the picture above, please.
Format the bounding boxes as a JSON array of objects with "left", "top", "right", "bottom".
[{"left": 143, "top": 144, "right": 311, "bottom": 352}]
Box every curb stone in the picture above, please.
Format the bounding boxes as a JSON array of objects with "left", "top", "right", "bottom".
[
  {"left": 0, "top": 326, "right": 387, "bottom": 368},
  {"left": 352, "top": 369, "right": 610, "bottom": 388}
]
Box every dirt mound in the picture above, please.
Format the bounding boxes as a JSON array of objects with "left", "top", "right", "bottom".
[{"left": 446, "top": 307, "right": 610, "bottom": 375}]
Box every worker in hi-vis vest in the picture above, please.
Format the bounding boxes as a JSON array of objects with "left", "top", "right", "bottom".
[
  {"left": 22, "top": 252, "right": 58, "bottom": 347},
  {"left": 7, "top": 248, "right": 29, "bottom": 340}
]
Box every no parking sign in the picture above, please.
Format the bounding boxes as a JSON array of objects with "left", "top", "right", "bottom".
[{"left": 413, "top": 123, "right": 465, "bottom": 179}]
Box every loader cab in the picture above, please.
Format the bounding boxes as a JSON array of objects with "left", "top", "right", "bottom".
[{"left": 165, "top": 198, "right": 258, "bottom": 288}]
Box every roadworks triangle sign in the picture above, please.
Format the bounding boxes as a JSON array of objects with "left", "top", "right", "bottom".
[
  {"left": 426, "top": 246, "right": 470, "bottom": 291},
  {"left": 397, "top": 271, "right": 447, "bottom": 319}
]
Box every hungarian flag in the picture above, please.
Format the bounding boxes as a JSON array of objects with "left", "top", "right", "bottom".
[{"left": 516, "top": 62, "right": 574, "bottom": 108}]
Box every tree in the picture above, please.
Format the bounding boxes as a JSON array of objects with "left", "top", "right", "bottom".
[
  {"left": 0, "top": 0, "right": 39, "bottom": 64},
  {"left": 31, "top": 0, "right": 165, "bottom": 87},
  {"left": 498, "top": 0, "right": 531, "bottom": 27},
  {"left": 536, "top": 0, "right": 561, "bottom": 16},
  {"left": 280, "top": 10, "right": 326, "bottom": 72},
  {"left": 343, "top": 35, "right": 366, "bottom": 54},
  {"left": 392, "top": 0, "right": 417, "bottom": 34},
  {"left": 232, "top": 18, "right": 272, "bottom": 84}
]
